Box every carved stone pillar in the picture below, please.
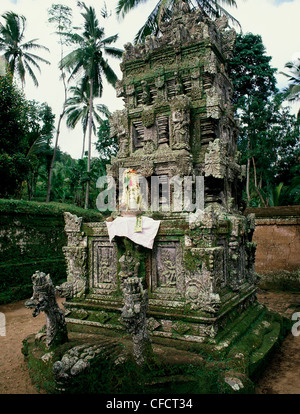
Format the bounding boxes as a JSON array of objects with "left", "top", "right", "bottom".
[
  {"left": 118, "top": 239, "right": 153, "bottom": 365},
  {"left": 57, "top": 212, "right": 88, "bottom": 299}
]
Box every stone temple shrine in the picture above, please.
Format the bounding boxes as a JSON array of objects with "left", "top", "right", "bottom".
[{"left": 60, "top": 3, "right": 259, "bottom": 346}]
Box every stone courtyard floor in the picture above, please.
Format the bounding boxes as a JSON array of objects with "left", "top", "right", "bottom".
[{"left": 0, "top": 291, "right": 300, "bottom": 394}]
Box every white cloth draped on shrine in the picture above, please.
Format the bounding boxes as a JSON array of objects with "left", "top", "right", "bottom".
[{"left": 106, "top": 216, "right": 160, "bottom": 249}]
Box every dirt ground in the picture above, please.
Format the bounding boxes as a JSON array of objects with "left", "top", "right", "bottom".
[
  {"left": 0, "top": 298, "right": 65, "bottom": 394},
  {"left": 255, "top": 290, "right": 300, "bottom": 394},
  {"left": 0, "top": 291, "right": 300, "bottom": 394}
]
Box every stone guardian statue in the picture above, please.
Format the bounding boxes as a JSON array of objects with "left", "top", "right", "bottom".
[{"left": 25, "top": 271, "right": 68, "bottom": 348}]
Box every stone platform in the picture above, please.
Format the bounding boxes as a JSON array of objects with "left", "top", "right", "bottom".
[
  {"left": 62, "top": 209, "right": 257, "bottom": 345},
  {"left": 22, "top": 298, "right": 290, "bottom": 394}
]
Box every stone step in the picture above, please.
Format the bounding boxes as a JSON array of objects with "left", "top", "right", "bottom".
[
  {"left": 214, "top": 303, "right": 265, "bottom": 352},
  {"left": 249, "top": 321, "right": 281, "bottom": 378},
  {"left": 222, "top": 310, "right": 289, "bottom": 379}
]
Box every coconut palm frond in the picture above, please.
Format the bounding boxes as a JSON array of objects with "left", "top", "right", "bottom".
[{"left": 0, "top": 11, "right": 50, "bottom": 86}]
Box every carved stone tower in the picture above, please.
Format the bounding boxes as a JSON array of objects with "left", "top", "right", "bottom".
[{"left": 63, "top": 3, "right": 258, "bottom": 344}]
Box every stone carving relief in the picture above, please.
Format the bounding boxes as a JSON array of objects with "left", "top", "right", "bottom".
[
  {"left": 155, "top": 74, "right": 166, "bottom": 101},
  {"left": 145, "top": 35, "right": 159, "bottom": 53},
  {"left": 125, "top": 83, "right": 136, "bottom": 108},
  {"left": 92, "top": 241, "right": 117, "bottom": 290},
  {"left": 152, "top": 243, "right": 184, "bottom": 295},
  {"left": 171, "top": 95, "right": 191, "bottom": 150},
  {"left": 132, "top": 119, "right": 144, "bottom": 150},
  {"left": 138, "top": 158, "right": 154, "bottom": 177},
  {"left": 157, "top": 249, "right": 176, "bottom": 287},
  {"left": 64, "top": 212, "right": 82, "bottom": 233},
  {"left": 57, "top": 213, "right": 88, "bottom": 299},
  {"left": 60, "top": 247, "right": 87, "bottom": 299},
  {"left": 156, "top": 115, "right": 169, "bottom": 146},
  {"left": 190, "top": 68, "right": 202, "bottom": 99},
  {"left": 110, "top": 110, "right": 129, "bottom": 158},
  {"left": 116, "top": 80, "right": 125, "bottom": 99},
  {"left": 185, "top": 275, "right": 221, "bottom": 314},
  {"left": 74, "top": 1, "right": 258, "bottom": 345},
  {"left": 121, "top": 1, "right": 236, "bottom": 63},
  {"left": 205, "top": 139, "right": 228, "bottom": 179},
  {"left": 141, "top": 80, "right": 151, "bottom": 106},
  {"left": 141, "top": 109, "right": 155, "bottom": 128},
  {"left": 53, "top": 340, "right": 124, "bottom": 390}
]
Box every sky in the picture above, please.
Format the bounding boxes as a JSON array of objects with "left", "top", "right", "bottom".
[{"left": 0, "top": 0, "right": 299, "bottom": 159}]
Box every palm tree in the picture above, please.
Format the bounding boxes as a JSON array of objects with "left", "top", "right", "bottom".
[
  {"left": 116, "top": 0, "right": 239, "bottom": 43},
  {"left": 281, "top": 58, "right": 300, "bottom": 118},
  {"left": 60, "top": 1, "right": 123, "bottom": 209},
  {"left": 0, "top": 11, "right": 50, "bottom": 87},
  {"left": 65, "top": 83, "right": 110, "bottom": 159},
  {"left": 46, "top": 4, "right": 73, "bottom": 203}
]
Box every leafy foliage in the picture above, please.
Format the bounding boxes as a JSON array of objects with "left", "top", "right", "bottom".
[
  {"left": 60, "top": 3, "right": 123, "bottom": 94},
  {"left": 60, "top": 1, "right": 123, "bottom": 208},
  {"left": 65, "top": 82, "right": 110, "bottom": 159},
  {"left": 230, "top": 33, "right": 300, "bottom": 207},
  {"left": 0, "top": 73, "right": 29, "bottom": 197},
  {"left": 0, "top": 72, "right": 28, "bottom": 154},
  {"left": 25, "top": 101, "right": 56, "bottom": 200},
  {"left": 280, "top": 57, "right": 300, "bottom": 118},
  {"left": 230, "top": 33, "right": 277, "bottom": 105},
  {"left": 0, "top": 11, "right": 50, "bottom": 87},
  {"left": 95, "top": 119, "right": 118, "bottom": 161}
]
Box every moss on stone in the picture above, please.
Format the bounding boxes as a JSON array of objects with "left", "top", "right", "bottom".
[
  {"left": 183, "top": 249, "right": 211, "bottom": 272},
  {"left": 257, "top": 269, "right": 300, "bottom": 292}
]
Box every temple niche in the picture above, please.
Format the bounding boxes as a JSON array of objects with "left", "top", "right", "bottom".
[{"left": 62, "top": 2, "right": 258, "bottom": 345}]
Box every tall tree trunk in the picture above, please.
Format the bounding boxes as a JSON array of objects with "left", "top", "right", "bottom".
[
  {"left": 81, "top": 128, "right": 87, "bottom": 159},
  {"left": 84, "top": 82, "right": 93, "bottom": 209},
  {"left": 46, "top": 42, "right": 68, "bottom": 202},
  {"left": 252, "top": 156, "right": 267, "bottom": 207},
  {"left": 27, "top": 178, "right": 32, "bottom": 201},
  {"left": 46, "top": 110, "right": 65, "bottom": 202},
  {"left": 246, "top": 157, "right": 250, "bottom": 202}
]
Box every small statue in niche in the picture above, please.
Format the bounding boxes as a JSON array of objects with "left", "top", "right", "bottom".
[
  {"left": 172, "top": 108, "right": 190, "bottom": 150},
  {"left": 119, "top": 249, "right": 140, "bottom": 279},
  {"left": 141, "top": 80, "right": 151, "bottom": 105},
  {"left": 155, "top": 75, "right": 166, "bottom": 101},
  {"left": 174, "top": 71, "right": 184, "bottom": 95},
  {"left": 158, "top": 249, "right": 176, "bottom": 286},
  {"left": 119, "top": 168, "right": 143, "bottom": 213}
]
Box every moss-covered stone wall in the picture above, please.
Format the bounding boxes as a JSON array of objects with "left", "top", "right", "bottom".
[{"left": 0, "top": 199, "right": 103, "bottom": 304}]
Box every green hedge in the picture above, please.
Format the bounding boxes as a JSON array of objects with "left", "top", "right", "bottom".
[
  {"left": 0, "top": 199, "right": 103, "bottom": 220},
  {"left": 0, "top": 199, "right": 103, "bottom": 304},
  {"left": 0, "top": 259, "right": 66, "bottom": 304}
]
